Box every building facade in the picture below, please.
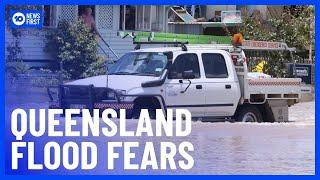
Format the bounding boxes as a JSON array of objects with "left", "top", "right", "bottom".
[{"left": 5, "top": 5, "right": 286, "bottom": 67}]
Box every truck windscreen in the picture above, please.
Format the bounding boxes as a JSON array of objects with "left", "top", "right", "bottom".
[{"left": 108, "top": 52, "right": 168, "bottom": 77}]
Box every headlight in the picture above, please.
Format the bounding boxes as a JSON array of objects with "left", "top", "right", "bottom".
[
  {"left": 106, "top": 90, "right": 126, "bottom": 100},
  {"left": 116, "top": 89, "right": 126, "bottom": 101}
]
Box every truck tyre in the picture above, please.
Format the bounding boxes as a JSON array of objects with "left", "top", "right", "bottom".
[
  {"left": 235, "top": 105, "right": 263, "bottom": 122},
  {"left": 131, "top": 97, "right": 161, "bottom": 119},
  {"left": 132, "top": 105, "right": 156, "bottom": 120}
]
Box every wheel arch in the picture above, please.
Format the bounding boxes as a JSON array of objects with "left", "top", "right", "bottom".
[
  {"left": 234, "top": 103, "right": 264, "bottom": 122},
  {"left": 131, "top": 94, "right": 166, "bottom": 110}
]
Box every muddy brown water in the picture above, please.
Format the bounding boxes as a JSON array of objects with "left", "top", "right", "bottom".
[{"left": 5, "top": 88, "right": 315, "bottom": 174}]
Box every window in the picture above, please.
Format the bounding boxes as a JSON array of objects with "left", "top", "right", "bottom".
[
  {"left": 151, "top": 6, "right": 165, "bottom": 31},
  {"left": 143, "top": 6, "right": 151, "bottom": 30},
  {"left": 78, "top": 5, "right": 95, "bottom": 18},
  {"left": 202, "top": 53, "right": 228, "bottom": 78},
  {"left": 169, "top": 53, "right": 200, "bottom": 79},
  {"left": 136, "top": 6, "right": 151, "bottom": 31},
  {"left": 109, "top": 52, "right": 168, "bottom": 77},
  {"left": 43, "top": 5, "right": 57, "bottom": 27},
  {"left": 119, "top": 5, "right": 136, "bottom": 30}
]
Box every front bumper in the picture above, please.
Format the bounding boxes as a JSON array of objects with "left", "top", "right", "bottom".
[
  {"left": 49, "top": 85, "right": 134, "bottom": 112},
  {"left": 94, "top": 102, "right": 134, "bottom": 110}
]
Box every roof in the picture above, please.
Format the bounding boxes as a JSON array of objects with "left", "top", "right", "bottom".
[
  {"left": 168, "top": 21, "right": 242, "bottom": 27},
  {"left": 118, "top": 31, "right": 231, "bottom": 44},
  {"left": 131, "top": 45, "right": 233, "bottom": 53},
  {"left": 132, "top": 47, "right": 183, "bottom": 53}
]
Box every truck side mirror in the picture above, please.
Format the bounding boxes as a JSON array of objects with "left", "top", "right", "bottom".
[
  {"left": 182, "top": 70, "right": 195, "bottom": 79},
  {"left": 164, "top": 51, "right": 173, "bottom": 60}
]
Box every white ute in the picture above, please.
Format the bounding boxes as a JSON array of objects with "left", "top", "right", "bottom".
[{"left": 58, "top": 41, "right": 302, "bottom": 122}]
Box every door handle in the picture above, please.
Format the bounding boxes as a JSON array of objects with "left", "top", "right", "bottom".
[
  {"left": 196, "top": 85, "right": 202, "bottom": 89},
  {"left": 180, "top": 79, "right": 192, "bottom": 93},
  {"left": 225, "top": 84, "right": 231, "bottom": 89}
]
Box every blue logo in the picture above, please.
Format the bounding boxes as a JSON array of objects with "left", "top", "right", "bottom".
[{"left": 10, "top": 10, "right": 43, "bottom": 28}]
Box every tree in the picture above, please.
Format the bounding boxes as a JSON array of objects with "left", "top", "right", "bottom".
[
  {"left": 5, "top": 6, "right": 42, "bottom": 75},
  {"left": 237, "top": 6, "right": 314, "bottom": 77},
  {"left": 45, "top": 20, "right": 105, "bottom": 79}
]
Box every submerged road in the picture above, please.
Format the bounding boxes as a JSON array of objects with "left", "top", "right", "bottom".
[{"left": 5, "top": 89, "right": 315, "bottom": 175}]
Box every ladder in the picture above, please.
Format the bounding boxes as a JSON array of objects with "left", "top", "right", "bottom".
[{"left": 170, "top": 6, "right": 195, "bottom": 23}]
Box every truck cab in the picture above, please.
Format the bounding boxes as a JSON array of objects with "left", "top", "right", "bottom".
[
  {"left": 162, "top": 49, "right": 241, "bottom": 118},
  {"left": 56, "top": 42, "right": 302, "bottom": 122}
]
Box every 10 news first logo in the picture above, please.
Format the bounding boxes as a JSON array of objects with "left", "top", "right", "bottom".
[{"left": 10, "top": 10, "right": 43, "bottom": 28}]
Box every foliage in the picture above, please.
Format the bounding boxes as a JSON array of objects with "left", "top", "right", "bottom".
[
  {"left": 31, "top": 76, "right": 60, "bottom": 88},
  {"left": 6, "top": 38, "right": 22, "bottom": 62},
  {"left": 82, "top": 57, "right": 107, "bottom": 77},
  {"left": 6, "top": 61, "right": 30, "bottom": 76},
  {"left": 237, "top": 6, "right": 314, "bottom": 77},
  {"left": 5, "top": 6, "right": 42, "bottom": 73},
  {"left": 45, "top": 20, "right": 104, "bottom": 80},
  {"left": 29, "top": 69, "right": 60, "bottom": 88}
]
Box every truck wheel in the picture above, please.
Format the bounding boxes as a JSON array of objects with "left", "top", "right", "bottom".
[
  {"left": 131, "top": 97, "right": 160, "bottom": 120},
  {"left": 132, "top": 106, "right": 156, "bottom": 120},
  {"left": 235, "top": 105, "right": 263, "bottom": 122}
]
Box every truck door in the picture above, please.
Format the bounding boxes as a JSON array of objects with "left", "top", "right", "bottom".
[
  {"left": 165, "top": 53, "right": 206, "bottom": 117},
  {"left": 201, "top": 53, "right": 241, "bottom": 117}
]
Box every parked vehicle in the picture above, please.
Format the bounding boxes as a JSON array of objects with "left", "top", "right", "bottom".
[{"left": 51, "top": 41, "right": 303, "bottom": 122}]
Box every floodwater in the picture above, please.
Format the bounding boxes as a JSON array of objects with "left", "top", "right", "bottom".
[{"left": 5, "top": 88, "right": 315, "bottom": 175}]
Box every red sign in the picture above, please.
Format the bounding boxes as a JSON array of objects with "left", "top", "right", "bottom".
[{"left": 242, "top": 40, "right": 282, "bottom": 50}]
